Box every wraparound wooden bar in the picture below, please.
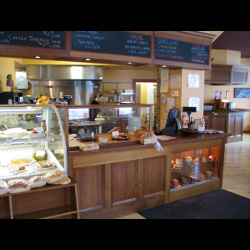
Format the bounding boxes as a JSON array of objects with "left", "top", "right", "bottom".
[{"left": 67, "top": 133, "right": 229, "bottom": 219}]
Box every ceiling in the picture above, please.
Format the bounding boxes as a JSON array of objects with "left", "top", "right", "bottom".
[{"left": 211, "top": 31, "right": 250, "bottom": 58}]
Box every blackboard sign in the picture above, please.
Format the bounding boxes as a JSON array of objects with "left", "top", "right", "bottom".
[
  {"left": 72, "top": 31, "right": 151, "bottom": 58},
  {"left": 0, "top": 31, "right": 65, "bottom": 49},
  {"left": 155, "top": 37, "right": 209, "bottom": 65}
]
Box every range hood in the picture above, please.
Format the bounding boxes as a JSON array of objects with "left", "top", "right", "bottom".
[
  {"left": 205, "top": 64, "right": 250, "bottom": 85},
  {"left": 26, "top": 65, "right": 103, "bottom": 80},
  {"left": 26, "top": 65, "right": 103, "bottom": 105}
]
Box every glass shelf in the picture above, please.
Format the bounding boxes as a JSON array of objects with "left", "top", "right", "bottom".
[{"left": 170, "top": 146, "right": 221, "bottom": 189}]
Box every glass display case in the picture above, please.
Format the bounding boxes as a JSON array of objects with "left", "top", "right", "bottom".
[
  {"left": 57, "top": 104, "right": 153, "bottom": 149},
  {"left": 0, "top": 104, "right": 67, "bottom": 180},
  {"left": 171, "top": 146, "right": 221, "bottom": 188}
]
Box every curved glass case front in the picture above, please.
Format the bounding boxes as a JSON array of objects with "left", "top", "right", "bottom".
[{"left": 0, "top": 104, "right": 67, "bottom": 180}]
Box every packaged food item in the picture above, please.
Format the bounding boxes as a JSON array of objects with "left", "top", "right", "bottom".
[
  {"left": 79, "top": 143, "right": 99, "bottom": 151},
  {"left": 45, "top": 169, "right": 63, "bottom": 184},
  {"left": 33, "top": 161, "right": 54, "bottom": 169},
  {"left": 27, "top": 176, "right": 47, "bottom": 188},
  {"left": 0, "top": 180, "right": 9, "bottom": 195},
  {"left": 52, "top": 176, "right": 71, "bottom": 185},
  {"left": 140, "top": 133, "right": 157, "bottom": 145},
  {"left": 8, "top": 179, "right": 31, "bottom": 193}
]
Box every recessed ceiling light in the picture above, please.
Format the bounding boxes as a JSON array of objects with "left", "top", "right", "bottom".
[
  {"left": 162, "top": 65, "right": 166, "bottom": 67},
  {"left": 127, "top": 62, "right": 132, "bottom": 65},
  {"left": 86, "top": 58, "right": 91, "bottom": 61},
  {"left": 35, "top": 56, "right": 40, "bottom": 59}
]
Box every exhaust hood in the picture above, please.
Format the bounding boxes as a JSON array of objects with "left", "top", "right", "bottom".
[
  {"left": 205, "top": 64, "right": 250, "bottom": 85},
  {"left": 26, "top": 65, "right": 103, "bottom": 105},
  {"left": 26, "top": 65, "right": 103, "bottom": 80}
]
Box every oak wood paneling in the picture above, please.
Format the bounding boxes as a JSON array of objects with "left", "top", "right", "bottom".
[
  {"left": 74, "top": 165, "right": 105, "bottom": 211},
  {"left": 111, "top": 160, "right": 137, "bottom": 205},
  {"left": 143, "top": 156, "right": 166, "bottom": 198}
]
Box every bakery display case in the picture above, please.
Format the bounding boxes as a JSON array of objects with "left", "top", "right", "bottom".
[
  {"left": 171, "top": 146, "right": 221, "bottom": 189},
  {"left": 0, "top": 104, "right": 67, "bottom": 180}
]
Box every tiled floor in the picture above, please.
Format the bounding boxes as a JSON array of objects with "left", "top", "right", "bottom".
[{"left": 117, "top": 133, "right": 250, "bottom": 219}]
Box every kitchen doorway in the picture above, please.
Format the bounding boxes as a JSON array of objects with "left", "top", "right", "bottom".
[{"left": 133, "top": 79, "right": 157, "bottom": 129}]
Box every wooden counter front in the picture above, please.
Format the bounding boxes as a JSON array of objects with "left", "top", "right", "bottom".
[{"left": 67, "top": 133, "right": 229, "bottom": 219}]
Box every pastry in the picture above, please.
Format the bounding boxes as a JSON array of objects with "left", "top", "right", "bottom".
[{"left": 19, "top": 165, "right": 26, "bottom": 171}]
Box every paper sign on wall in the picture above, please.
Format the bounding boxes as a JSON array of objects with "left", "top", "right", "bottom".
[
  {"left": 160, "top": 69, "right": 169, "bottom": 93},
  {"left": 188, "top": 74, "right": 200, "bottom": 88},
  {"left": 188, "top": 97, "right": 200, "bottom": 111},
  {"left": 170, "top": 74, "right": 181, "bottom": 88}
]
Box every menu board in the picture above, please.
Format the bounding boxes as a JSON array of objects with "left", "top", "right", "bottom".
[
  {"left": 71, "top": 31, "right": 151, "bottom": 58},
  {"left": 155, "top": 37, "right": 209, "bottom": 65},
  {"left": 0, "top": 31, "right": 65, "bottom": 49}
]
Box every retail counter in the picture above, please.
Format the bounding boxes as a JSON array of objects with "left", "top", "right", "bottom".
[
  {"left": 67, "top": 132, "right": 229, "bottom": 219},
  {"left": 204, "top": 108, "right": 250, "bottom": 143}
]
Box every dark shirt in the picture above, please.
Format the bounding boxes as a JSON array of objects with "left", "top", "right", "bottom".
[
  {"left": 91, "top": 99, "right": 101, "bottom": 120},
  {"left": 91, "top": 100, "right": 100, "bottom": 105}
]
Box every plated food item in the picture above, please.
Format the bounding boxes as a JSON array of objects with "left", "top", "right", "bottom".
[
  {"left": 8, "top": 164, "right": 26, "bottom": 173},
  {"left": 8, "top": 179, "right": 31, "bottom": 193},
  {"left": 27, "top": 176, "right": 47, "bottom": 188},
  {"left": 33, "top": 161, "right": 55, "bottom": 170},
  {"left": 9, "top": 159, "right": 33, "bottom": 165},
  {"left": 111, "top": 135, "right": 130, "bottom": 140}
]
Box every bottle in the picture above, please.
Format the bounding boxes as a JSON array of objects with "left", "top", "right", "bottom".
[
  {"left": 41, "top": 120, "right": 47, "bottom": 132},
  {"left": 190, "top": 117, "right": 194, "bottom": 128},
  {"left": 201, "top": 118, "right": 205, "bottom": 131}
]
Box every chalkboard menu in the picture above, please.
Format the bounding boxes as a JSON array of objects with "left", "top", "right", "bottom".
[
  {"left": 155, "top": 37, "right": 209, "bottom": 65},
  {"left": 0, "top": 31, "right": 65, "bottom": 49},
  {"left": 72, "top": 31, "right": 151, "bottom": 58}
]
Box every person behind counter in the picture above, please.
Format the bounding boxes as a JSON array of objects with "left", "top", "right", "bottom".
[
  {"left": 90, "top": 93, "right": 104, "bottom": 120},
  {"left": 91, "top": 93, "right": 103, "bottom": 105}
]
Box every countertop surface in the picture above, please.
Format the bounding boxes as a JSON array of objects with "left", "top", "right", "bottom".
[
  {"left": 204, "top": 108, "right": 250, "bottom": 114},
  {"left": 68, "top": 132, "right": 230, "bottom": 155}
]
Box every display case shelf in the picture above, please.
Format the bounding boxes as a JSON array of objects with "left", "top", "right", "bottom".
[
  {"left": 0, "top": 104, "right": 67, "bottom": 179},
  {"left": 0, "top": 182, "right": 79, "bottom": 219}
]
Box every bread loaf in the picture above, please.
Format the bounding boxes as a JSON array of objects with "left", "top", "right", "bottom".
[
  {"left": 8, "top": 179, "right": 30, "bottom": 193},
  {"left": 45, "top": 169, "right": 63, "bottom": 184},
  {"left": 140, "top": 133, "right": 157, "bottom": 145},
  {"left": 0, "top": 180, "right": 8, "bottom": 195},
  {"left": 27, "top": 176, "right": 47, "bottom": 188},
  {"left": 52, "top": 176, "right": 71, "bottom": 185},
  {"left": 79, "top": 143, "right": 99, "bottom": 151}
]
